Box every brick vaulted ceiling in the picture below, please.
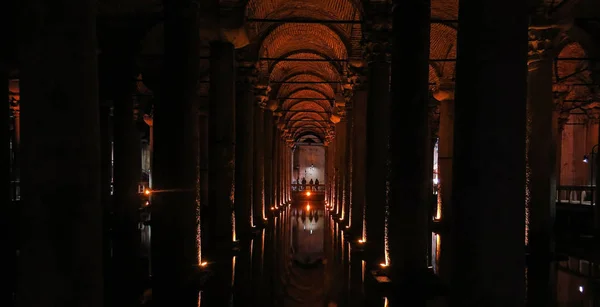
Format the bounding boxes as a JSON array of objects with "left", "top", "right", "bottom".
[
  {"left": 129, "top": 0, "right": 595, "bottom": 138},
  {"left": 245, "top": 0, "right": 463, "bottom": 142}
]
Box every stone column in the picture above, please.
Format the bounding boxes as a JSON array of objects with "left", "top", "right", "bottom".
[
  {"left": 109, "top": 55, "right": 143, "bottom": 307},
  {"left": 234, "top": 64, "right": 255, "bottom": 239},
  {"left": 203, "top": 40, "right": 236, "bottom": 305},
  {"left": 388, "top": 0, "right": 431, "bottom": 298},
  {"left": 526, "top": 25, "right": 560, "bottom": 307},
  {"left": 152, "top": 2, "right": 201, "bottom": 304},
  {"left": 450, "top": 0, "right": 528, "bottom": 305},
  {"left": 18, "top": 0, "right": 103, "bottom": 305},
  {"left": 435, "top": 82, "right": 455, "bottom": 283},
  {"left": 207, "top": 40, "right": 235, "bottom": 254},
  {"left": 556, "top": 115, "right": 568, "bottom": 186},
  {"left": 350, "top": 72, "right": 368, "bottom": 240},
  {"left": 253, "top": 85, "right": 269, "bottom": 226},
  {"left": 364, "top": 34, "right": 391, "bottom": 267},
  {"left": 264, "top": 104, "right": 276, "bottom": 211},
  {"left": 336, "top": 117, "right": 348, "bottom": 221},
  {"left": 344, "top": 92, "right": 354, "bottom": 229},
  {"left": 273, "top": 126, "right": 280, "bottom": 208},
  {"left": 198, "top": 100, "right": 210, "bottom": 259},
  {"left": 2, "top": 54, "right": 13, "bottom": 307}
]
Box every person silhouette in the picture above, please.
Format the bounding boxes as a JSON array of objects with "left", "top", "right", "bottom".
[
  {"left": 309, "top": 179, "right": 314, "bottom": 190},
  {"left": 301, "top": 177, "right": 307, "bottom": 190},
  {"left": 315, "top": 178, "right": 320, "bottom": 190}
]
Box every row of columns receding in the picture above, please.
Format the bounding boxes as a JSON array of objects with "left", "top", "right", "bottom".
[{"left": 5, "top": 0, "right": 587, "bottom": 306}]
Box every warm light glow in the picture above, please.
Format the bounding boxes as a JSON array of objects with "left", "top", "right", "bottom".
[
  {"left": 433, "top": 178, "right": 439, "bottom": 185},
  {"left": 384, "top": 297, "right": 389, "bottom": 307},
  {"left": 579, "top": 286, "right": 584, "bottom": 293},
  {"left": 145, "top": 201, "right": 149, "bottom": 206},
  {"left": 358, "top": 239, "right": 365, "bottom": 244},
  {"left": 306, "top": 191, "right": 311, "bottom": 196},
  {"left": 380, "top": 262, "right": 389, "bottom": 268},
  {"left": 270, "top": 206, "right": 275, "bottom": 211},
  {"left": 144, "top": 189, "right": 151, "bottom": 195},
  {"left": 306, "top": 204, "right": 310, "bottom": 211},
  {"left": 200, "top": 261, "right": 208, "bottom": 267}
]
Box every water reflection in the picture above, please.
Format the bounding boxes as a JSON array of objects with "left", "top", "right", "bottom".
[{"left": 430, "top": 232, "right": 599, "bottom": 306}]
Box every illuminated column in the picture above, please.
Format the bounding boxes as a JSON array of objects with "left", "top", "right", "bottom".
[
  {"left": 17, "top": 0, "right": 103, "bottom": 304},
  {"left": 435, "top": 82, "right": 455, "bottom": 283},
  {"left": 526, "top": 25, "right": 561, "bottom": 307},
  {"left": 198, "top": 101, "right": 209, "bottom": 258},
  {"left": 344, "top": 92, "right": 354, "bottom": 229},
  {"left": 264, "top": 102, "right": 276, "bottom": 211},
  {"left": 363, "top": 33, "right": 390, "bottom": 267},
  {"left": 254, "top": 85, "right": 270, "bottom": 226},
  {"left": 152, "top": 2, "right": 201, "bottom": 304},
  {"left": 273, "top": 126, "right": 280, "bottom": 208},
  {"left": 350, "top": 71, "right": 368, "bottom": 240},
  {"left": 108, "top": 53, "right": 143, "bottom": 307},
  {"left": 335, "top": 114, "right": 347, "bottom": 220},
  {"left": 234, "top": 64, "right": 255, "bottom": 238},
  {"left": 450, "top": 0, "right": 527, "bottom": 304}
]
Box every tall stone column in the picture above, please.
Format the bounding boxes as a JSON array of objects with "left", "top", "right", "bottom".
[
  {"left": 152, "top": 2, "right": 201, "bottom": 304},
  {"left": 2, "top": 52, "right": 13, "bottom": 307},
  {"left": 203, "top": 40, "right": 236, "bottom": 306},
  {"left": 109, "top": 55, "right": 143, "bottom": 307},
  {"left": 253, "top": 85, "right": 269, "bottom": 226},
  {"left": 198, "top": 101, "right": 210, "bottom": 260},
  {"left": 17, "top": 0, "right": 103, "bottom": 305},
  {"left": 350, "top": 72, "right": 368, "bottom": 240},
  {"left": 273, "top": 127, "right": 280, "bottom": 208},
  {"left": 264, "top": 104, "right": 276, "bottom": 210},
  {"left": 344, "top": 93, "right": 354, "bottom": 229},
  {"left": 336, "top": 117, "right": 348, "bottom": 221},
  {"left": 388, "top": 0, "right": 431, "bottom": 298},
  {"left": 435, "top": 82, "right": 455, "bottom": 283},
  {"left": 526, "top": 25, "right": 560, "bottom": 307},
  {"left": 234, "top": 64, "right": 255, "bottom": 239},
  {"left": 450, "top": 0, "right": 528, "bottom": 305},
  {"left": 364, "top": 34, "right": 391, "bottom": 267},
  {"left": 556, "top": 115, "right": 567, "bottom": 186},
  {"left": 207, "top": 40, "right": 235, "bottom": 255}
]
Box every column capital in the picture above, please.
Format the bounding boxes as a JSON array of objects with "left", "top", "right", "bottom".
[
  {"left": 254, "top": 84, "right": 271, "bottom": 108},
  {"left": 9, "top": 97, "right": 19, "bottom": 117},
  {"left": 346, "top": 64, "right": 368, "bottom": 91},
  {"left": 143, "top": 114, "right": 154, "bottom": 127},
  {"left": 362, "top": 6, "right": 392, "bottom": 64},
  {"left": 528, "top": 25, "right": 563, "bottom": 68},
  {"left": 433, "top": 80, "right": 455, "bottom": 102}
]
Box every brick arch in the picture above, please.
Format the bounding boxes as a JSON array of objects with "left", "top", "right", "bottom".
[
  {"left": 288, "top": 114, "right": 330, "bottom": 132},
  {"left": 296, "top": 132, "right": 325, "bottom": 143},
  {"left": 278, "top": 79, "right": 336, "bottom": 104},
  {"left": 271, "top": 72, "right": 341, "bottom": 101},
  {"left": 281, "top": 88, "right": 333, "bottom": 111},
  {"left": 293, "top": 125, "right": 328, "bottom": 140},
  {"left": 259, "top": 23, "right": 348, "bottom": 61},
  {"left": 268, "top": 50, "right": 345, "bottom": 75},
  {"left": 288, "top": 109, "right": 330, "bottom": 122},
  {"left": 430, "top": 23, "right": 456, "bottom": 80},
  {"left": 284, "top": 100, "right": 330, "bottom": 117},
  {"left": 431, "top": 0, "right": 458, "bottom": 21}
]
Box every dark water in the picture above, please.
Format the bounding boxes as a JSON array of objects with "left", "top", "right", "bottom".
[{"left": 134, "top": 202, "right": 599, "bottom": 307}]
